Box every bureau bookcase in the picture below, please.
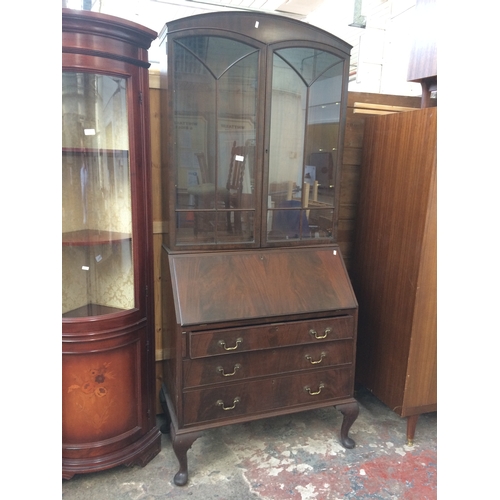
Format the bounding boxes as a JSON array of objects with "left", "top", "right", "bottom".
[{"left": 159, "top": 12, "right": 358, "bottom": 485}]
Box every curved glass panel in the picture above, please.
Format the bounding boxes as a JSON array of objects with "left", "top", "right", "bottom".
[
  {"left": 62, "top": 72, "right": 134, "bottom": 317},
  {"left": 267, "top": 47, "right": 344, "bottom": 242},
  {"left": 173, "top": 36, "right": 258, "bottom": 245}
]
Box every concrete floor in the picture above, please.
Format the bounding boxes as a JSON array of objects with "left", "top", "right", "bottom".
[{"left": 62, "top": 387, "right": 437, "bottom": 499}]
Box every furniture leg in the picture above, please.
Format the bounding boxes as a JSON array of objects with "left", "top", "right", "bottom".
[
  {"left": 406, "top": 414, "right": 419, "bottom": 446},
  {"left": 170, "top": 426, "right": 202, "bottom": 486},
  {"left": 335, "top": 401, "right": 359, "bottom": 449}
]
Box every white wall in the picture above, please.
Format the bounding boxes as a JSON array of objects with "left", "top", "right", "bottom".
[
  {"left": 93, "top": 0, "right": 425, "bottom": 97},
  {"left": 306, "top": 0, "right": 423, "bottom": 97}
]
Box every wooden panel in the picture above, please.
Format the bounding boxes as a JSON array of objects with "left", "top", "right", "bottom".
[
  {"left": 150, "top": 85, "right": 169, "bottom": 413},
  {"left": 151, "top": 87, "right": 165, "bottom": 365},
  {"left": 150, "top": 87, "right": 162, "bottom": 224},
  {"left": 339, "top": 92, "right": 421, "bottom": 273},
  {"left": 155, "top": 360, "right": 164, "bottom": 415},
  {"left": 169, "top": 247, "right": 357, "bottom": 326},
  {"left": 62, "top": 327, "right": 145, "bottom": 457},
  {"left": 344, "top": 111, "right": 366, "bottom": 149},
  {"left": 403, "top": 161, "right": 437, "bottom": 412},
  {"left": 407, "top": 0, "right": 437, "bottom": 82},
  {"left": 339, "top": 165, "right": 361, "bottom": 204},
  {"left": 342, "top": 147, "right": 363, "bottom": 166},
  {"left": 338, "top": 204, "right": 357, "bottom": 220},
  {"left": 346, "top": 92, "right": 422, "bottom": 108},
  {"left": 352, "top": 107, "right": 437, "bottom": 414}
]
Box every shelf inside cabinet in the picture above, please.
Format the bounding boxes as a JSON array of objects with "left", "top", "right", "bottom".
[
  {"left": 62, "top": 229, "right": 131, "bottom": 246},
  {"left": 62, "top": 303, "right": 126, "bottom": 318},
  {"left": 62, "top": 147, "right": 129, "bottom": 157}
]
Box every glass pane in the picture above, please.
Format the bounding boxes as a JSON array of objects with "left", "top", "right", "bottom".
[
  {"left": 173, "top": 36, "right": 258, "bottom": 245},
  {"left": 268, "top": 206, "right": 311, "bottom": 241},
  {"left": 62, "top": 72, "right": 134, "bottom": 317},
  {"left": 267, "top": 47, "right": 344, "bottom": 242},
  {"left": 307, "top": 208, "right": 334, "bottom": 239}
]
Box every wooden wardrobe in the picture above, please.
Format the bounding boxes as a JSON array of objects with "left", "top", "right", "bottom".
[{"left": 352, "top": 107, "right": 437, "bottom": 444}]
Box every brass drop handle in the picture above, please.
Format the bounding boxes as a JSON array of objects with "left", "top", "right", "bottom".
[
  {"left": 217, "top": 363, "right": 241, "bottom": 377},
  {"left": 309, "top": 327, "right": 332, "bottom": 340},
  {"left": 304, "top": 382, "right": 325, "bottom": 396},
  {"left": 216, "top": 397, "right": 241, "bottom": 410},
  {"left": 218, "top": 337, "right": 243, "bottom": 351},
  {"left": 305, "top": 352, "right": 326, "bottom": 365}
]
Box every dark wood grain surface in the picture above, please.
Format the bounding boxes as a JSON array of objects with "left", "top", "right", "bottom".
[
  {"left": 188, "top": 315, "right": 354, "bottom": 358},
  {"left": 169, "top": 247, "right": 357, "bottom": 326},
  {"left": 183, "top": 339, "right": 354, "bottom": 388},
  {"left": 183, "top": 366, "right": 353, "bottom": 426}
]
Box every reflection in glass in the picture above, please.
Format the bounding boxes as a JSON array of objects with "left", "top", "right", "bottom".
[
  {"left": 62, "top": 72, "right": 134, "bottom": 317},
  {"left": 267, "top": 47, "right": 343, "bottom": 242},
  {"left": 172, "top": 36, "right": 258, "bottom": 245}
]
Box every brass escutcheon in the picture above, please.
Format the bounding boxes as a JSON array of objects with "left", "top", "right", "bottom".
[
  {"left": 218, "top": 337, "right": 243, "bottom": 351},
  {"left": 309, "top": 327, "right": 331, "bottom": 339},
  {"left": 216, "top": 397, "right": 241, "bottom": 410},
  {"left": 304, "top": 382, "right": 325, "bottom": 396},
  {"left": 305, "top": 352, "right": 326, "bottom": 365},
  {"left": 217, "top": 363, "right": 241, "bottom": 377}
]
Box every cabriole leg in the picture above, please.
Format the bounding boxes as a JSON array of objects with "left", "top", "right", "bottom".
[
  {"left": 170, "top": 426, "right": 201, "bottom": 486},
  {"left": 335, "top": 401, "right": 359, "bottom": 449}
]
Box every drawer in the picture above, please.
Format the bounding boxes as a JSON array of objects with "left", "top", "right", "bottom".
[
  {"left": 182, "top": 366, "right": 353, "bottom": 426},
  {"left": 188, "top": 315, "right": 354, "bottom": 359},
  {"left": 183, "top": 339, "right": 354, "bottom": 388}
]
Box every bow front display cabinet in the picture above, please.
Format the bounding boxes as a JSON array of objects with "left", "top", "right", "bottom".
[
  {"left": 62, "top": 9, "right": 161, "bottom": 479},
  {"left": 159, "top": 12, "right": 359, "bottom": 486}
]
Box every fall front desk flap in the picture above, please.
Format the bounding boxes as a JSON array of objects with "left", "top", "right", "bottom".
[{"left": 167, "top": 246, "right": 357, "bottom": 326}]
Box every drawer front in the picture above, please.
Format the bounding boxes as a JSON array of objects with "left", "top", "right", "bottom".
[
  {"left": 183, "top": 339, "right": 354, "bottom": 388},
  {"left": 182, "top": 366, "right": 353, "bottom": 426},
  {"left": 188, "top": 316, "right": 354, "bottom": 359}
]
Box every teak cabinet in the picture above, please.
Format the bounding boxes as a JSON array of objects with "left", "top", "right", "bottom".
[
  {"left": 352, "top": 108, "right": 437, "bottom": 444},
  {"left": 159, "top": 12, "right": 359, "bottom": 486},
  {"left": 62, "top": 9, "right": 161, "bottom": 478}
]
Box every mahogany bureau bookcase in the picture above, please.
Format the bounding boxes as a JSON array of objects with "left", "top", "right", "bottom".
[
  {"left": 62, "top": 9, "right": 161, "bottom": 478},
  {"left": 158, "top": 12, "right": 359, "bottom": 486}
]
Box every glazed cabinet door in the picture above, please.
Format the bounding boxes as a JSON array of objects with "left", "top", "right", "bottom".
[
  {"left": 62, "top": 72, "right": 136, "bottom": 318},
  {"left": 167, "top": 34, "right": 265, "bottom": 249},
  {"left": 265, "top": 44, "right": 348, "bottom": 245},
  {"left": 163, "top": 23, "right": 350, "bottom": 251}
]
